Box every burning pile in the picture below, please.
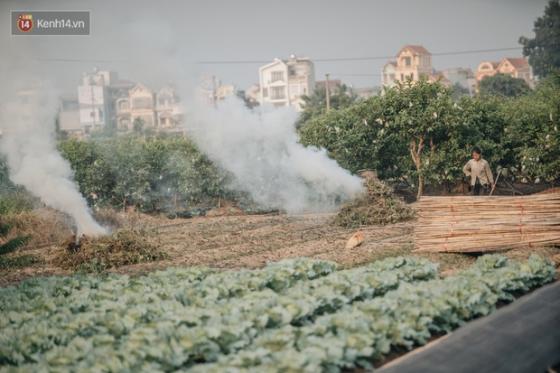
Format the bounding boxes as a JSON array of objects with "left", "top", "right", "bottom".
[
  {"left": 334, "top": 178, "right": 414, "bottom": 228},
  {"left": 54, "top": 229, "right": 167, "bottom": 272}
]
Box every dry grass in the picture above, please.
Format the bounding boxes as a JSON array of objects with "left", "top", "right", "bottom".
[
  {"left": 334, "top": 178, "right": 415, "bottom": 228},
  {"left": 2, "top": 209, "right": 72, "bottom": 248},
  {"left": 52, "top": 229, "right": 168, "bottom": 273},
  {"left": 92, "top": 208, "right": 126, "bottom": 230},
  {"left": 1, "top": 210, "right": 558, "bottom": 286}
]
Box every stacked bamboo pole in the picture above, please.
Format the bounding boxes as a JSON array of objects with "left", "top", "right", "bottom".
[{"left": 413, "top": 190, "right": 560, "bottom": 253}]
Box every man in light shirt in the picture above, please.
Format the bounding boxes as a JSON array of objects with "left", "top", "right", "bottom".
[{"left": 463, "top": 146, "right": 494, "bottom": 196}]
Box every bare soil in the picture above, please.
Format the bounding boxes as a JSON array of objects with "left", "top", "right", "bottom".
[{"left": 1, "top": 211, "right": 559, "bottom": 287}]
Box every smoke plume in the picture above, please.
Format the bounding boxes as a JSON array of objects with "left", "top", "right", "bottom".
[
  {"left": 186, "top": 97, "right": 363, "bottom": 213},
  {"left": 0, "top": 79, "right": 106, "bottom": 236}
]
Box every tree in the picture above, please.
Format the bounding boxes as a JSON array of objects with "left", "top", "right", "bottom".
[
  {"left": 298, "top": 84, "right": 358, "bottom": 126},
  {"left": 479, "top": 74, "right": 530, "bottom": 97},
  {"left": 299, "top": 79, "right": 472, "bottom": 198},
  {"left": 387, "top": 80, "right": 461, "bottom": 198},
  {"left": 519, "top": 0, "right": 560, "bottom": 78},
  {"left": 133, "top": 117, "right": 145, "bottom": 133},
  {"left": 236, "top": 90, "right": 259, "bottom": 109},
  {"left": 450, "top": 82, "right": 470, "bottom": 101},
  {"left": 502, "top": 73, "right": 560, "bottom": 183}
]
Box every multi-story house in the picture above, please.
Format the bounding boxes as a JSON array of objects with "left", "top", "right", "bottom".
[
  {"left": 475, "top": 61, "right": 500, "bottom": 82},
  {"left": 382, "top": 45, "right": 433, "bottom": 88},
  {"left": 258, "top": 55, "right": 315, "bottom": 111},
  {"left": 115, "top": 83, "right": 156, "bottom": 131},
  {"left": 156, "top": 86, "right": 183, "bottom": 129},
  {"left": 476, "top": 57, "right": 534, "bottom": 87},
  {"left": 58, "top": 96, "right": 83, "bottom": 138},
  {"left": 77, "top": 69, "right": 117, "bottom": 133},
  {"left": 65, "top": 70, "right": 184, "bottom": 136},
  {"left": 382, "top": 61, "right": 398, "bottom": 88}
]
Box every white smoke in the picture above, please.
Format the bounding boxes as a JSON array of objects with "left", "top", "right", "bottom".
[
  {"left": 186, "top": 97, "right": 363, "bottom": 213},
  {"left": 0, "top": 79, "right": 106, "bottom": 236}
]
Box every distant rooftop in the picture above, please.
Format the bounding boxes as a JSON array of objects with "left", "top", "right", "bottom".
[{"left": 398, "top": 45, "right": 431, "bottom": 56}]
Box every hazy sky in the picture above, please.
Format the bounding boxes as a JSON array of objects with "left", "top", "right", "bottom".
[{"left": 1, "top": 0, "right": 548, "bottom": 95}]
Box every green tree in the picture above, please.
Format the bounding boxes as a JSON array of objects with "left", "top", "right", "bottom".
[
  {"left": 59, "top": 135, "right": 232, "bottom": 213},
  {"left": 450, "top": 82, "right": 470, "bottom": 101},
  {"left": 502, "top": 73, "right": 560, "bottom": 183},
  {"left": 479, "top": 74, "right": 530, "bottom": 97},
  {"left": 298, "top": 84, "right": 358, "bottom": 126},
  {"left": 133, "top": 117, "right": 145, "bottom": 133},
  {"left": 387, "top": 80, "right": 462, "bottom": 198},
  {"left": 519, "top": 0, "right": 560, "bottom": 78},
  {"left": 236, "top": 90, "right": 259, "bottom": 109}
]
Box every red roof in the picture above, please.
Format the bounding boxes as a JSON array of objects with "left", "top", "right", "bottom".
[
  {"left": 398, "top": 45, "right": 431, "bottom": 56},
  {"left": 503, "top": 57, "right": 529, "bottom": 69}
]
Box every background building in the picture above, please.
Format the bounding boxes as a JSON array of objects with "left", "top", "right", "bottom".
[
  {"left": 258, "top": 55, "right": 315, "bottom": 111},
  {"left": 77, "top": 68, "right": 116, "bottom": 133},
  {"left": 156, "top": 86, "right": 183, "bottom": 130},
  {"left": 63, "top": 69, "right": 184, "bottom": 136},
  {"left": 58, "top": 96, "right": 82, "bottom": 137},
  {"left": 476, "top": 57, "right": 534, "bottom": 87},
  {"left": 382, "top": 61, "right": 398, "bottom": 88},
  {"left": 381, "top": 45, "right": 433, "bottom": 88},
  {"left": 440, "top": 67, "right": 477, "bottom": 95}
]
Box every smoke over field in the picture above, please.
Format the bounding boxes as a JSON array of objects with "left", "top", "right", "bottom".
[
  {"left": 0, "top": 79, "right": 106, "bottom": 236},
  {"left": 187, "top": 98, "right": 363, "bottom": 213}
]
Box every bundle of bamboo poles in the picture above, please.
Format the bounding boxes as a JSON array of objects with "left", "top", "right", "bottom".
[{"left": 413, "top": 190, "right": 560, "bottom": 253}]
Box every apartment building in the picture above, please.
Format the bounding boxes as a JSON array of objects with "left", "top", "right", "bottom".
[{"left": 258, "top": 55, "right": 315, "bottom": 111}]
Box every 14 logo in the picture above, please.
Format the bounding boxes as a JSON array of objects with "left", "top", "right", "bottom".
[{"left": 17, "top": 14, "right": 33, "bottom": 32}]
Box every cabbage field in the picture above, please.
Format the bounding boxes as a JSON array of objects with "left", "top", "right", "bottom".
[{"left": 0, "top": 255, "right": 555, "bottom": 372}]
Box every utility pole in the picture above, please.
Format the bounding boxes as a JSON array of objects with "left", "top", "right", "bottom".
[
  {"left": 211, "top": 75, "right": 217, "bottom": 108},
  {"left": 325, "top": 73, "right": 331, "bottom": 112}
]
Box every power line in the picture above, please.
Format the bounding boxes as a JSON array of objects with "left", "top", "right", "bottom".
[
  {"left": 33, "top": 47, "right": 524, "bottom": 65},
  {"left": 35, "top": 58, "right": 127, "bottom": 63},
  {"left": 330, "top": 73, "right": 381, "bottom": 77},
  {"left": 196, "top": 47, "right": 523, "bottom": 65}
]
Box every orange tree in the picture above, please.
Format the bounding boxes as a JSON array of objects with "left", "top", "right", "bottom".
[
  {"left": 299, "top": 79, "right": 513, "bottom": 198},
  {"left": 384, "top": 79, "right": 462, "bottom": 198}
]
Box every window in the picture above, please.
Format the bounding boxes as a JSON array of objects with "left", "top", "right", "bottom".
[
  {"left": 403, "top": 56, "right": 411, "bottom": 66},
  {"left": 400, "top": 73, "right": 404, "bottom": 81},
  {"left": 271, "top": 71, "right": 284, "bottom": 82},
  {"left": 118, "top": 100, "right": 129, "bottom": 111},
  {"left": 262, "top": 88, "right": 268, "bottom": 97},
  {"left": 271, "top": 86, "right": 285, "bottom": 99}
]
